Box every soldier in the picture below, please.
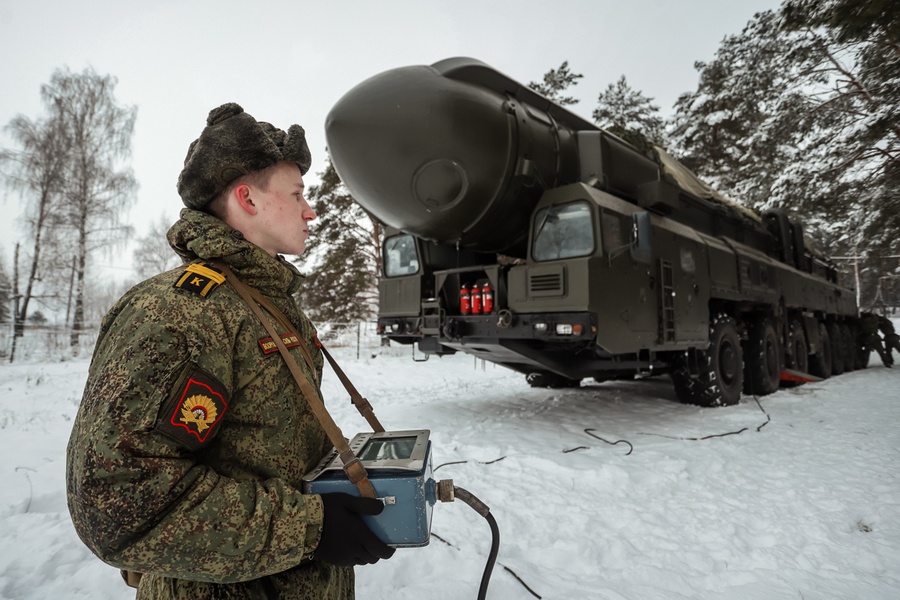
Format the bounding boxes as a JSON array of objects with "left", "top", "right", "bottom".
[
  {"left": 66, "top": 103, "right": 393, "bottom": 600},
  {"left": 877, "top": 314, "right": 900, "bottom": 363},
  {"left": 859, "top": 311, "right": 892, "bottom": 367}
]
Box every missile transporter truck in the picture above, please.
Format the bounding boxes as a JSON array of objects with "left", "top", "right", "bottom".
[{"left": 325, "top": 57, "right": 861, "bottom": 407}]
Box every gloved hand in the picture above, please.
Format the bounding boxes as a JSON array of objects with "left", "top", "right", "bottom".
[{"left": 316, "top": 492, "right": 396, "bottom": 566}]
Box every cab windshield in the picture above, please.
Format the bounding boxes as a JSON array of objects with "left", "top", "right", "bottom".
[
  {"left": 532, "top": 201, "right": 595, "bottom": 261},
  {"left": 383, "top": 234, "right": 420, "bottom": 277}
]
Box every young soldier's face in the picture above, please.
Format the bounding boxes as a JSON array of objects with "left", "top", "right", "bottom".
[{"left": 252, "top": 162, "right": 316, "bottom": 256}]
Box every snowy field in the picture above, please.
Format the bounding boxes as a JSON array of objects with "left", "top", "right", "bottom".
[{"left": 1, "top": 333, "right": 899, "bottom": 599}]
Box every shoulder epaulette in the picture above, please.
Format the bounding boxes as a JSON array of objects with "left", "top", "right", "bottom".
[{"left": 174, "top": 262, "right": 226, "bottom": 298}]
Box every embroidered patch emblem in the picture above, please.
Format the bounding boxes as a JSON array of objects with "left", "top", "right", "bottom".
[
  {"left": 179, "top": 394, "right": 219, "bottom": 434},
  {"left": 258, "top": 332, "right": 301, "bottom": 355},
  {"left": 174, "top": 262, "right": 226, "bottom": 298},
  {"left": 158, "top": 368, "right": 229, "bottom": 450}
]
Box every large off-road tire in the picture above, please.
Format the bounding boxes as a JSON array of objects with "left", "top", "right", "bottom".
[
  {"left": 827, "top": 321, "right": 845, "bottom": 375},
  {"left": 839, "top": 323, "right": 855, "bottom": 372},
  {"left": 809, "top": 321, "right": 832, "bottom": 379},
  {"left": 851, "top": 323, "right": 867, "bottom": 369},
  {"left": 526, "top": 372, "right": 581, "bottom": 389},
  {"left": 744, "top": 318, "right": 782, "bottom": 396},
  {"left": 780, "top": 318, "right": 809, "bottom": 388},
  {"left": 671, "top": 314, "right": 744, "bottom": 407},
  {"left": 787, "top": 319, "right": 809, "bottom": 374}
]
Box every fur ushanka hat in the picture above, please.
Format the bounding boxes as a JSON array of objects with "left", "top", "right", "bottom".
[{"left": 177, "top": 102, "right": 312, "bottom": 209}]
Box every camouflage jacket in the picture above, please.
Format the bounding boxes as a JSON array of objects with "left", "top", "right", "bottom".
[
  {"left": 859, "top": 312, "right": 880, "bottom": 335},
  {"left": 66, "top": 209, "right": 354, "bottom": 599}
]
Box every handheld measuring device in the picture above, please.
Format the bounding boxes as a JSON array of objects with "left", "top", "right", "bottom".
[{"left": 302, "top": 429, "right": 437, "bottom": 547}]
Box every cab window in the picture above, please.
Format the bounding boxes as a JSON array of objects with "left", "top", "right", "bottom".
[
  {"left": 601, "top": 210, "right": 628, "bottom": 253},
  {"left": 383, "top": 234, "right": 420, "bottom": 277},
  {"left": 532, "top": 201, "right": 595, "bottom": 261}
]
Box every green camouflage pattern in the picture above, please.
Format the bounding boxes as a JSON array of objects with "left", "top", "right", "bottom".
[
  {"left": 66, "top": 208, "right": 354, "bottom": 599},
  {"left": 877, "top": 315, "right": 896, "bottom": 336},
  {"left": 859, "top": 312, "right": 892, "bottom": 367}
]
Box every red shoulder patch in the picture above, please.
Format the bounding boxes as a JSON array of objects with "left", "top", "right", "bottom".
[
  {"left": 157, "top": 368, "right": 229, "bottom": 450},
  {"left": 258, "top": 332, "right": 301, "bottom": 355}
]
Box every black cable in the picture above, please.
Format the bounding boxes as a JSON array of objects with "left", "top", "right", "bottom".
[
  {"left": 752, "top": 396, "right": 771, "bottom": 432},
  {"left": 502, "top": 565, "right": 542, "bottom": 599},
  {"left": 453, "top": 486, "right": 500, "bottom": 600},
  {"left": 431, "top": 529, "right": 541, "bottom": 598},
  {"left": 481, "top": 513, "right": 500, "bottom": 600},
  {"left": 638, "top": 396, "right": 771, "bottom": 441},
  {"left": 434, "top": 456, "right": 507, "bottom": 472},
  {"left": 583, "top": 429, "right": 634, "bottom": 455}
]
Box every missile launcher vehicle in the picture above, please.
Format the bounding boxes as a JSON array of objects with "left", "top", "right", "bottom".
[{"left": 325, "top": 57, "right": 861, "bottom": 406}]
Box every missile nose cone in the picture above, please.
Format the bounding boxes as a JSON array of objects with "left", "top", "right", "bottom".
[{"left": 326, "top": 64, "right": 514, "bottom": 246}]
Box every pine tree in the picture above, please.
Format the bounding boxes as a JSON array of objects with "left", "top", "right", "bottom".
[
  {"left": 593, "top": 75, "right": 668, "bottom": 146},
  {"left": 528, "top": 61, "right": 584, "bottom": 106},
  {"left": 669, "top": 9, "right": 810, "bottom": 210},
  {"left": 669, "top": 2, "right": 900, "bottom": 305},
  {"left": 293, "top": 158, "right": 382, "bottom": 324},
  {"left": 780, "top": 0, "right": 899, "bottom": 259}
]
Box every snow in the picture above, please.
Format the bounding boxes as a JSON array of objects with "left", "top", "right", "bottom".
[{"left": 1, "top": 335, "right": 899, "bottom": 599}]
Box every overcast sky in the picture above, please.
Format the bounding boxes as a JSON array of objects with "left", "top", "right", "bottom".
[{"left": 0, "top": 0, "right": 783, "bottom": 277}]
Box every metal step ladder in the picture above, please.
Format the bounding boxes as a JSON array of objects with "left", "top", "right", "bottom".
[{"left": 659, "top": 260, "right": 676, "bottom": 343}]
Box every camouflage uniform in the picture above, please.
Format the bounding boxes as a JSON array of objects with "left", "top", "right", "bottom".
[
  {"left": 877, "top": 315, "right": 900, "bottom": 362},
  {"left": 66, "top": 208, "right": 354, "bottom": 599},
  {"left": 859, "top": 311, "right": 892, "bottom": 367}
]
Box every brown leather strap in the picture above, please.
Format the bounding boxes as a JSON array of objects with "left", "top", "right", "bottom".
[
  {"left": 215, "top": 263, "right": 377, "bottom": 499},
  {"left": 120, "top": 570, "right": 142, "bottom": 588},
  {"left": 233, "top": 270, "right": 384, "bottom": 433},
  {"left": 240, "top": 281, "right": 319, "bottom": 382},
  {"left": 315, "top": 340, "right": 385, "bottom": 433}
]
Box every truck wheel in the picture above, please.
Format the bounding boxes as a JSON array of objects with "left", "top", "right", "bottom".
[
  {"left": 851, "top": 323, "right": 867, "bottom": 369},
  {"left": 671, "top": 315, "right": 743, "bottom": 407},
  {"left": 526, "top": 372, "right": 581, "bottom": 388},
  {"left": 839, "top": 323, "right": 855, "bottom": 372},
  {"left": 787, "top": 319, "right": 809, "bottom": 374},
  {"left": 744, "top": 318, "right": 781, "bottom": 396},
  {"left": 827, "top": 321, "right": 845, "bottom": 375},
  {"left": 809, "top": 322, "right": 832, "bottom": 379}
]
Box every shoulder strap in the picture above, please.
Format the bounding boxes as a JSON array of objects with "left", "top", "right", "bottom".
[
  {"left": 231, "top": 272, "right": 384, "bottom": 433},
  {"left": 315, "top": 340, "right": 385, "bottom": 433},
  {"left": 215, "top": 262, "right": 377, "bottom": 499}
]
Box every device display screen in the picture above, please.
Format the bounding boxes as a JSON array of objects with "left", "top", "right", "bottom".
[{"left": 358, "top": 436, "right": 418, "bottom": 461}]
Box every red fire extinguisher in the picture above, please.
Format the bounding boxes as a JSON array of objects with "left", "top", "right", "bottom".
[
  {"left": 460, "top": 284, "right": 471, "bottom": 315},
  {"left": 471, "top": 283, "right": 482, "bottom": 314},
  {"left": 482, "top": 282, "right": 494, "bottom": 314}
]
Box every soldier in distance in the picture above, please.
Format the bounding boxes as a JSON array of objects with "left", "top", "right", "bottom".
[
  {"left": 877, "top": 314, "right": 900, "bottom": 365},
  {"left": 859, "top": 311, "right": 892, "bottom": 367},
  {"left": 66, "top": 103, "right": 394, "bottom": 600}
]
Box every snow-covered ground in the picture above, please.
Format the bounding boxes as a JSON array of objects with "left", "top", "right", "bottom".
[{"left": 1, "top": 334, "right": 899, "bottom": 599}]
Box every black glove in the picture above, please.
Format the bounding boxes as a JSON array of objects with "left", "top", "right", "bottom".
[{"left": 316, "top": 492, "right": 396, "bottom": 566}]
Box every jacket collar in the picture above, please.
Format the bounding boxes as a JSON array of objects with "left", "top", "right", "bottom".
[{"left": 167, "top": 208, "right": 303, "bottom": 295}]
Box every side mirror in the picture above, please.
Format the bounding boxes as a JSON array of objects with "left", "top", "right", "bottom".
[{"left": 631, "top": 212, "right": 652, "bottom": 263}]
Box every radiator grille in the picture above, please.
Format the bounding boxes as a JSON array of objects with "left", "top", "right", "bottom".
[{"left": 528, "top": 267, "right": 565, "bottom": 297}]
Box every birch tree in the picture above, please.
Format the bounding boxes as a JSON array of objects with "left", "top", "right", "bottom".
[
  {"left": 44, "top": 67, "right": 138, "bottom": 346},
  {"left": 0, "top": 110, "right": 70, "bottom": 343}
]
